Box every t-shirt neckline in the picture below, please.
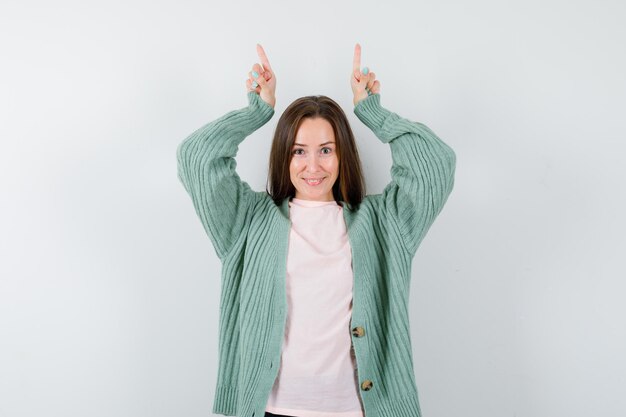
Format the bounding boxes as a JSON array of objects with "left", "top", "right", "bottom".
[{"left": 290, "top": 197, "right": 338, "bottom": 207}]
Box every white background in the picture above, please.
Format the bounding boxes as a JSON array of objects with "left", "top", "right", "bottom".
[{"left": 1, "top": 1, "right": 625, "bottom": 416}]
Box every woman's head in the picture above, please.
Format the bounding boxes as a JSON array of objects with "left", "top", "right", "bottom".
[{"left": 266, "top": 95, "right": 365, "bottom": 211}]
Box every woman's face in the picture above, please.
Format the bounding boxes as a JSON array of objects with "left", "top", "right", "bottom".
[{"left": 289, "top": 117, "right": 339, "bottom": 201}]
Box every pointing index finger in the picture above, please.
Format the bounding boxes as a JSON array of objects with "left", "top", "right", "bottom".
[
  {"left": 353, "top": 43, "right": 361, "bottom": 72},
  {"left": 256, "top": 44, "right": 273, "bottom": 72}
]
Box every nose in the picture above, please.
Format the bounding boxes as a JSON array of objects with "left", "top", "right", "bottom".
[{"left": 305, "top": 153, "right": 322, "bottom": 172}]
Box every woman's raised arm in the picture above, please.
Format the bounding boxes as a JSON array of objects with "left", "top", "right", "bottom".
[
  {"left": 176, "top": 45, "right": 276, "bottom": 260},
  {"left": 351, "top": 43, "right": 456, "bottom": 256}
]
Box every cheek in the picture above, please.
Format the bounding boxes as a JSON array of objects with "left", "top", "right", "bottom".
[
  {"left": 290, "top": 161, "right": 305, "bottom": 181},
  {"left": 290, "top": 159, "right": 303, "bottom": 173},
  {"left": 329, "top": 157, "right": 340, "bottom": 175}
]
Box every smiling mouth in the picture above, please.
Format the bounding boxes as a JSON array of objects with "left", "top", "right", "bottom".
[{"left": 304, "top": 178, "right": 325, "bottom": 186}]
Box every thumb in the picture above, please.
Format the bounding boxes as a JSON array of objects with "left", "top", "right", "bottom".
[
  {"left": 359, "top": 71, "right": 370, "bottom": 89},
  {"left": 255, "top": 71, "right": 268, "bottom": 88},
  {"left": 353, "top": 69, "right": 366, "bottom": 84}
]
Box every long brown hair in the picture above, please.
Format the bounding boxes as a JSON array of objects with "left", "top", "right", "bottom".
[{"left": 265, "top": 95, "right": 365, "bottom": 212}]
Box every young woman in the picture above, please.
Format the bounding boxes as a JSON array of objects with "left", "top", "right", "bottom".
[{"left": 176, "top": 43, "right": 456, "bottom": 417}]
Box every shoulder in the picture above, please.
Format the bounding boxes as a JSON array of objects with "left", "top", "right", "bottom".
[
  {"left": 360, "top": 193, "right": 383, "bottom": 213},
  {"left": 250, "top": 191, "right": 289, "bottom": 219},
  {"left": 252, "top": 190, "right": 276, "bottom": 209},
  {"left": 341, "top": 193, "right": 384, "bottom": 225}
]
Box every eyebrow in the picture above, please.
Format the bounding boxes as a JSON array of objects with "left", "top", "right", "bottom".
[{"left": 293, "top": 141, "right": 335, "bottom": 147}]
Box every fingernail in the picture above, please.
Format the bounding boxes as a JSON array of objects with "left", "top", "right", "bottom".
[
  {"left": 362, "top": 67, "right": 369, "bottom": 75},
  {"left": 251, "top": 81, "right": 258, "bottom": 88},
  {"left": 252, "top": 71, "right": 259, "bottom": 78}
]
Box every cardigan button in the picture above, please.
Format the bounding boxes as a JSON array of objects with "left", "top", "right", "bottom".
[
  {"left": 360, "top": 379, "right": 373, "bottom": 391},
  {"left": 352, "top": 326, "right": 365, "bottom": 337}
]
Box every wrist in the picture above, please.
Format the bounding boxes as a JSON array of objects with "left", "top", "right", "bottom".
[
  {"left": 262, "top": 94, "right": 276, "bottom": 109},
  {"left": 353, "top": 91, "right": 368, "bottom": 107}
]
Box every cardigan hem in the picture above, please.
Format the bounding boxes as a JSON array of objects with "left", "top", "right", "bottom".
[{"left": 212, "top": 385, "right": 423, "bottom": 417}]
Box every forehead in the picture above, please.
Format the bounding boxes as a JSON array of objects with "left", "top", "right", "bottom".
[{"left": 294, "top": 117, "right": 335, "bottom": 145}]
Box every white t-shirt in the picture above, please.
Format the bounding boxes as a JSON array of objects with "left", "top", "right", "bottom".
[{"left": 265, "top": 197, "right": 364, "bottom": 417}]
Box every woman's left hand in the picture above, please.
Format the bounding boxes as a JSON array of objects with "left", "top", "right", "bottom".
[{"left": 351, "top": 43, "right": 381, "bottom": 106}]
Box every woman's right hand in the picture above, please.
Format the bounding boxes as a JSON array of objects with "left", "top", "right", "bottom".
[
  {"left": 246, "top": 43, "right": 276, "bottom": 109},
  {"left": 351, "top": 43, "right": 381, "bottom": 106}
]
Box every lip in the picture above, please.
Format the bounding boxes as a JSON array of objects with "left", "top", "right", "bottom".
[{"left": 303, "top": 177, "right": 325, "bottom": 186}]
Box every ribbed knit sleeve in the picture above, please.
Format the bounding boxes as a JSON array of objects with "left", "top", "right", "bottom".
[
  {"left": 176, "top": 91, "right": 275, "bottom": 260},
  {"left": 353, "top": 93, "right": 456, "bottom": 256}
]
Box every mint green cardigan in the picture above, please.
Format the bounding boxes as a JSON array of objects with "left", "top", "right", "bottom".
[{"left": 176, "top": 91, "right": 456, "bottom": 417}]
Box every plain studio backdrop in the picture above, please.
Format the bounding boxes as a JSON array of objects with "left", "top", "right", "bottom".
[{"left": 1, "top": 0, "right": 625, "bottom": 416}]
